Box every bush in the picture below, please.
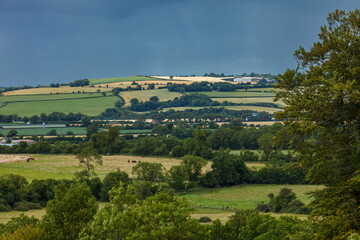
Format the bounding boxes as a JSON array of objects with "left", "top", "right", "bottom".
[
  {"left": 0, "top": 203, "right": 11, "bottom": 212},
  {"left": 13, "top": 201, "right": 42, "bottom": 211},
  {"left": 198, "top": 216, "right": 212, "bottom": 223}
]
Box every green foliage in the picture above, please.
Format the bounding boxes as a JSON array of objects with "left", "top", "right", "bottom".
[
  {"left": 132, "top": 162, "right": 166, "bottom": 182},
  {"left": 80, "top": 185, "right": 209, "bottom": 239},
  {"left": 209, "top": 149, "right": 252, "bottom": 187},
  {"left": 209, "top": 209, "right": 304, "bottom": 240},
  {"left": 275, "top": 9, "right": 360, "bottom": 185},
  {"left": 256, "top": 188, "right": 311, "bottom": 215},
  {"left": 0, "top": 214, "right": 39, "bottom": 236},
  {"left": 90, "top": 126, "right": 125, "bottom": 154},
  {"left": 41, "top": 182, "right": 98, "bottom": 240},
  {"left": 308, "top": 175, "right": 360, "bottom": 239},
  {"left": 0, "top": 174, "right": 28, "bottom": 208},
  {"left": 199, "top": 216, "right": 212, "bottom": 223},
  {"left": 76, "top": 147, "right": 102, "bottom": 179},
  {"left": 0, "top": 225, "right": 47, "bottom": 240},
  {"left": 46, "top": 129, "right": 57, "bottom": 136},
  {"left": 100, "top": 169, "right": 130, "bottom": 201}
]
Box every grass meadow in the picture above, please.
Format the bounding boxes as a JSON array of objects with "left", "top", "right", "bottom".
[
  {"left": 0, "top": 154, "right": 184, "bottom": 181},
  {"left": 3, "top": 86, "right": 112, "bottom": 96},
  {"left": 180, "top": 184, "right": 323, "bottom": 210},
  {"left": 0, "top": 95, "right": 118, "bottom": 116},
  {"left": 120, "top": 89, "right": 183, "bottom": 106}
]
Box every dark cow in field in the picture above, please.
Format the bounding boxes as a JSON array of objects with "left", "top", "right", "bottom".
[
  {"left": 132, "top": 160, "right": 137, "bottom": 163},
  {"left": 26, "top": 157, "right": 35, "bottom": 163}
]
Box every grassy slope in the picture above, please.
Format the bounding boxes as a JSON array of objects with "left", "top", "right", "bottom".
[
  {"left": 120, "top": 89, "right": 183, "bottom": 106},
  {"left": 89, "top": 76, "right": 154, "bottom": 85},
  {"left": 3, "top": 86, "right": 112, "bottom": 96},
  {"left": 0, "top": 92, "right": 104, "bottom": 103},
  {"left": 181, "top": 184, "right": 323, "bottom": 210},
  {"left": 0, "top": 95, "right": 118, "bottom": 116}
]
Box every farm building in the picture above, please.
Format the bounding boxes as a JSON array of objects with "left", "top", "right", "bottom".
[{"left": 234, "top": 77, "right": 252, "bottom": 83}]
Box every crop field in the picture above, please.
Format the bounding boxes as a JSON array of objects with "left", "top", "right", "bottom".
[
  {"left": 181, "top": 184, "right": 323, "bottom": 210},
  {"left": 89, "top": 76, "right": 154, "bottom": 85},
  {"left": 195, "top": 91, "right": 276, "bottom": 98},
  {"left": 3, "top": 86, "right": 112, "bottom": 96},
  {"left": 120, "top": 89, "right": 183, "bottom": 106},
  {"left": 214, "top": 97, "right": 285, "bottom": 107},
  {"left": 162, "top": 106, "right": 282, "bottom": 114},
  {"left": 0, "top": 95, "right": 118, "bottom": 116}
]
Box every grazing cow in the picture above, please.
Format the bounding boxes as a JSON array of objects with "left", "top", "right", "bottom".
[
  {"left": 128, "top": 160, "right": 130, "bottom": 163},
  {"left": 132, "top": 160, "right": 137, "bottom": 163},
  {"left": 26, "top": 157, "right": 35, "bottom": 163}
]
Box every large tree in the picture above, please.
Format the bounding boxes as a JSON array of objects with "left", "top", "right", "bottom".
[
  {"left": 275, "top": 10, "right": 360, "bottom": 238},
  {"left": 275, "top": 9, "right": 360, "bottom": 185}
]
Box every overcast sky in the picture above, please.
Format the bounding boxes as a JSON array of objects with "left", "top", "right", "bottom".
[{"left": 0, "top": 0, "right": 358, "bottom": 87}]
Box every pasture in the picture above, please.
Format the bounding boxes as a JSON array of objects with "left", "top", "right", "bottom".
[
  {"left": 2, "top": 86, "right": 112, "bottom": 96},
  {"left": 0, "top": 127, "right": 90, "bottom": 136},
  {"left": 0, "top": 95, "right": 118, "bottom": 116},
  {"left": 120, "top": 89, "right": 183, "bottom": 106},
  {"left": 181, "top": 184, "right": 323, "bottom": 210},
  {"left": 0, "top": 92, "right": 105, "bottom": 103},
  {"left": 0, "top": 154, "right": 184, "bottom": 181}
]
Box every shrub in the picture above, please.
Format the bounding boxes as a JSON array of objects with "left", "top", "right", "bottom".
[
  {"left": 13, "top": 202, "right": 42, "bottom": 211},
  {"left": 198, "top": 216, "right": 212, "bottom": 223}
]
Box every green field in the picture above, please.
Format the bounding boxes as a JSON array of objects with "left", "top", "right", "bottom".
[
  {"left": 0, "top": 92, "right": 104, "bottom": 104},
  {"left": 120, "top": 89, "right": 183, "bottom": 106},
  {"left": 0, "top": 154, "right": 183, "bottom": 181},
  {"left": 181, "top": 184, "right": 323, "bottom": 210},
  {"left": 0, "top": 127, "right": 93, "bottom": 136},
  {"left": 89, "top": 76, "right": 155, "bottom": 85},
  {"left": 192, "top": 91, "right": 276, "bottom": 98},
  {"left": 0, "top": 95, "right": 118, "bottom": 117},
  {"left": 162, "top": 106, "right": 282, "bottom": 114}
]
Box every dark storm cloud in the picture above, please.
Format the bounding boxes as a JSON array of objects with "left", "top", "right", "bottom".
[{"left": 0, "top": 0, "right": 359, "bottom": 86}]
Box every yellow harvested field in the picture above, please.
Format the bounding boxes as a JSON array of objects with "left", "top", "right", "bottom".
[
  {"left": 151, "top": 76, "right": 233, "bottom": 83},
  {"left": 120, "top": 89, "right": 183, "bottom": 106},
  {"left": 3, "top": 86, "right": 112, "bottom": 95}
]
